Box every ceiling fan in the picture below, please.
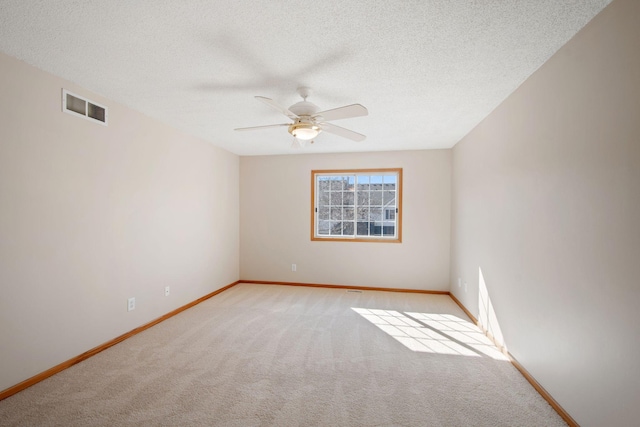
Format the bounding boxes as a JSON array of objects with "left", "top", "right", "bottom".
[{"left": 235, "top": 87, "right": 368, "bottom": 145}]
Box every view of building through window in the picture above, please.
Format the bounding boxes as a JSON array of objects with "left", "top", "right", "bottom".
[{"left": 313, "top": 169, "right": 401, "bottom": 241}]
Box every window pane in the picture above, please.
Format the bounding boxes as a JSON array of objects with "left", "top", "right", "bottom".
[
  {"left": 343, "top": 207, "right": 354, "bottom": 221},
  {"left": 384, "top": 208, "right": 396, "bottom": 220},
  {"left": 357, "top": 221, "right": 369, "bottom": 236},
  {"left": 357, "top": 175, "right": 369, "bottom": 190},
  {"left": 383, "top": 222, "right": 395, "bottom": 236},
  {"left": 343, "top": 222, "right": 354, "bottom": 235},
  {"left": 330, "top": 178, "right": 345, "bottom": 191},
  {"left": 330, "top": 207, "right": 342, "bottom": 220},
  {"left": 370, "top": 222, "right": 382, "bottom": 236},
  {"left": 357, "top": 191, "right": 368, "bottom": 206},
  {"left": 319, "top": 189, "right": 330, "bottom": 205},
  {"left": 318, "top": 220, "right": 330, "bottom": 235},
  {"left": 319, "top": 207, "right": 330, "bottom": 220},
  {"left": 318, "top": 177, "right": 331, "bottom": 191},
  {"left": 383, "top": 191, "right": 395, "bottom": 205},
  {"left": 370, "top": 176, "right": 383, "bottom": 193},
  {"left": 346, "top": 176, "right": 355, "bottom": 189},
  {"left": 357, "top": 207, "right": 369, "bottom": 220},
  {"left": 370, "top": 207, "right": 383, "bottom": 221},
  {"left": 330, "top": 191, "right": 342, "bottom": 206},
  {"left": 330, "top": 221, "right": 343, "bottom": 235},
  {"left": 370, "top": 191, "right": 382, "bottom": 205},
  {"left": 343, "top": 191, "right": 354, "bottom": 206}
]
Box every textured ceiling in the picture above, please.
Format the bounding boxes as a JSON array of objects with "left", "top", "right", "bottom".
[{"left": 0, "top": 0, "right": 611, "bottom": 156}]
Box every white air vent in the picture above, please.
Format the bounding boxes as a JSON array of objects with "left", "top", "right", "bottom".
[{"left": 62, "top": 89, "right": 108, "bottom": 125}]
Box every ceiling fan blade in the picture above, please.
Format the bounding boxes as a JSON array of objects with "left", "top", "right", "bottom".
[
  {"left": 314, "top": 104, "right": 368, "bottom": 122},
  {"left": 320, "top": 123, "right": 366, "bottom": 142},
  {"left": 235, "top": 123, "right": 289, "bottom": 131},
  {"left": 255, "top": 96, "right": 299, "bottom": 120}
]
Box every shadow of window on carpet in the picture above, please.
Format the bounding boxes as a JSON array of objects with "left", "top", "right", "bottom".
[{"left": 352, "top": 308, "right": 508, "bottom": 360}]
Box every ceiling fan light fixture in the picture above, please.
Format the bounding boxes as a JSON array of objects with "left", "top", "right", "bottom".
[
  {"left": 236, "top": 91, "right": 367, "bottom": 144},
  {"left": 289, "top": 122, "right": 321, "bottom": 141}
]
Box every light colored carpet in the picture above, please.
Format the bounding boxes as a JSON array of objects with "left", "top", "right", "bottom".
[{"left": 0, "top": 283, "right": 566, "bottom": 426}]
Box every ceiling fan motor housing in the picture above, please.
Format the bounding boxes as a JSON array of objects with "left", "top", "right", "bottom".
[
  {"left": 288, "top": 101, "right": 320, "bottom": 118},
  {"left": 288, "top": 100, "right": 322, "bottom": 140}
]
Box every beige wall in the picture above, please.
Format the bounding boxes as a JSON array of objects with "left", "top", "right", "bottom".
[
  {"left": 0, "top": 52, "right": 240, "bottom": 392},
  {"left": 240, "top": 150, "right": 451, "bottom": 290},
  {"left": 450, "top": 0, "right": 640, "bottom": 425},
  {"left": 4, "top": 2, "right": 637, "bottom": 424}
]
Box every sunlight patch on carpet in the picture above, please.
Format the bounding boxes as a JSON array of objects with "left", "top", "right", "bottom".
[{"left": 352, "top": 308, "right": 508, "bottom": 360}]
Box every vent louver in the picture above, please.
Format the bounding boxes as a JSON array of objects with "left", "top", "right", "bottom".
[{"left": 62, "top": 89, "right": 107, "bottom": 125}]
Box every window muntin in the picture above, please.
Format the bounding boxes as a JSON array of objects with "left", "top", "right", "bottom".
[{"left": 312, "top": 169, "right": 402, "bottom": 242}]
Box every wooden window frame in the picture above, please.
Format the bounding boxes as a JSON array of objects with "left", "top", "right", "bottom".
[{"left": 311, "top": 168, "right": 402, "bottom": 243}]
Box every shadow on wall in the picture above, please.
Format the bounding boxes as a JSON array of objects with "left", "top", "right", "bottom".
[{"left": 478, "top": 267, "right": 507, "bottom": 352}]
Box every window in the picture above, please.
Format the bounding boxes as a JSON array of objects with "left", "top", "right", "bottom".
[{"left": 311, "top": 168, "right": 402, "bottom": 242}]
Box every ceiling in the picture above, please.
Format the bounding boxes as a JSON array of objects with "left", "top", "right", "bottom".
[{"left": 0, "top": 1, "right": 611, "bottom": 156}]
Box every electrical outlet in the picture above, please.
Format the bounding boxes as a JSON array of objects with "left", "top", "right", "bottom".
[
  {"left": 292, "top": 264, "right": 297, "bottom": 272},
  {"left": 127, "top": 297, "right": 135, "bottom": 311},
  {"left": 164, "top": 286, "right": 170, "bottom": 296}
]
